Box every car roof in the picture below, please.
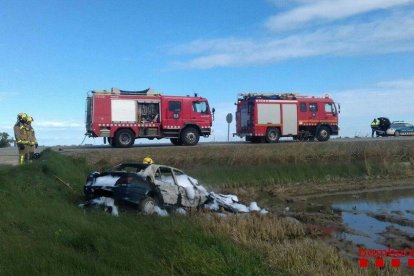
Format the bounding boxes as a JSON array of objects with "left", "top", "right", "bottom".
[
  {"left": 111, "top": 163, "right": 184, "bottom": 173},
  {"left": 391, "top": 122, "right": 413, "bottom": 127}
]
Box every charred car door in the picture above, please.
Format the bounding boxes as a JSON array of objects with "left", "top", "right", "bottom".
[
  {"left": 154, "top": 166, "right": 179, "bottom": 205},
  {"left": 172, "top": 169, "right": 203, "bottom": 208},
  {"left": 112, "top": 173, "right": 151, "bottom": 205}
]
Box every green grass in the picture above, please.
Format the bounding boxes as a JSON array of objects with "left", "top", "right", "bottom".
[
  {"left": 71, "top": 140, "right": 414, "bottom": 190},
  {"left": 5, "top": 142, "right": 412, "bottom": 275},
  {"left": 0, "top": 150, "right": 273, "bottom": 275},
  {"left": 187, "top": 161, "right": 371, "bottom": 188}
]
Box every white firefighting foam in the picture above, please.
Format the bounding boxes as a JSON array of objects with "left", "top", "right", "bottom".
[{"left": 79, "top": 196, "right": 119, "bottom": 216}]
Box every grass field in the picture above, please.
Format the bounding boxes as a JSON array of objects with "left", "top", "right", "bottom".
[
  {"left": 0, "top": 150, "right": 274, "bottom": 275},
  {"left": 67, "top": 140, "right": 414, "bottom": 190},
  {"left": 3, "top": 140, "right": 413, "bottom": 275}
]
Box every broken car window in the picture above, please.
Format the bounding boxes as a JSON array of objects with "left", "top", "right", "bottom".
[{"left": 157, "top": 167, "right": 175, "bottom": 185}]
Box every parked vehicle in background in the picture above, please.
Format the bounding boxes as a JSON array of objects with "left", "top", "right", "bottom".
[
  {"left": 234, "top": 93, "right": 339, "bottom": 142},
  {"left": 85, "top": 88, "right": 214, "bottom": 147},
  {"left": 386, "top": 121, "right": 414, "bottom": 136}
]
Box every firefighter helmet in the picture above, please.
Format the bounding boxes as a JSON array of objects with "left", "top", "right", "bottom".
[
  {"left": 17, "top": 113, "right": 27, "bottom": 120},
  {"left": 143, "top": 156, "right": 154, "bottom": 164},
  {"left": 17, "top": 113, "right": 28, "bottom": 122},
  {"left": 27, "top": 116, "right": 33, "bottom": 123}
]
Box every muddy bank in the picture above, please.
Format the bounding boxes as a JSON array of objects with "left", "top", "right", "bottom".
[{"left": 221, "top": 177, "right": 414, "bottom": 266}]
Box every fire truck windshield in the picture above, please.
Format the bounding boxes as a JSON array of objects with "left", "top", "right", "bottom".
[
  {"left": 325, "top": 103, "right": 334, "bottom": 113},
  {"left": 192, "top": 101, "right": 208, "bottom": 114}
]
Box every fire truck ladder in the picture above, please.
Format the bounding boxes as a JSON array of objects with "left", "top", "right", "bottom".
[
  {"left": 238, "top": 92, "right": 299, "bottom": 100},
  {"left": 91, "top": 87, "right": 161, "bottom": 96}
]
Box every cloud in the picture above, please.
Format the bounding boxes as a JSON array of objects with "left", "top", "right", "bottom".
[
  {"left": 267, "top": 0, "right": 314, "bottom": 6},
  {"left": 172, "top": 10, "right": 414, "bottom": 69},
  {"left": 35, "top": 120, "right": 83, "bottom": 129},
  {"left": 376, "top": 79, "right": 414, "bottom": 90},
  {"left": 265, "top": 0, "right": 414, "bottom": 32}
]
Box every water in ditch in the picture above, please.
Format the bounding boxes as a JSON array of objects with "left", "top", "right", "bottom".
[{"left": 331, "top": 188, "right": 414, "bottom": 250}]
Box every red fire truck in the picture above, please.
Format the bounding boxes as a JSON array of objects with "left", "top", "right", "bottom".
[
  {"left": 85, "top": 88, "right": 214, "bottom": 147},
  {"left": 235, "top": 93, "right": 339, "bottom": 142}
]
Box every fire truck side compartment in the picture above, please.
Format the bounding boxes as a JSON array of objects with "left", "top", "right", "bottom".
[
  {"left": 111, "top": 100, "right": 136, "bottom": 122},
  {"left": 282, "top": 104, "right": 298, "bottom": 135}
]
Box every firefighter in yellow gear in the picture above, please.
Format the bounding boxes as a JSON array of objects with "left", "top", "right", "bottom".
[
  {"left": 26, "top": 116, "right": 38, "bottom": 161},
  {"left": 13, "top": 113, "right": 30, "bottom": 164}
]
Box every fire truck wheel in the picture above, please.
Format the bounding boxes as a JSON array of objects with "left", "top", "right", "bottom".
[
  {"left": 115, "top": 129, "right": 135, "bottom": 147},
  {"left": 265, "top": 128, "right": 280, "bottom": 143},
  {"left": 181, "top": 127, "right": 200, "bottom": 146},
  {"left": 170, "top": 138, "right": 183, "bottom": 146},
  {"left": 316, "top": 126, "right": 330, "bottom": 142}
]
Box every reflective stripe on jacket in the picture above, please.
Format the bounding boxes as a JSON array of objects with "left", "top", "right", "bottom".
[
  {"left": 27, "top": 124, "right": 37, "bottom": 145},
  {"left": 14, "top": 122, "right": 30, "bottom": 144}
]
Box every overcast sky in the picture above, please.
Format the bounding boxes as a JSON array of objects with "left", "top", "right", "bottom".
[{"left": 1, "top": 0, "right": 414, "bottom": 145}]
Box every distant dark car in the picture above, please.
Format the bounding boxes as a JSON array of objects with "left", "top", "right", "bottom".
[
  {"left": 386, "top": 122, "right": 414, "bottom": 136},
  {"left": 373, "top": 117, "right": 391, "bottom": 137},
  {"left": 84, "top": 163, "right": 208, "bottom": 214}
]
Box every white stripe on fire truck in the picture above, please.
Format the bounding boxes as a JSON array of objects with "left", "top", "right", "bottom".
[
  {"left": 98, "top": 124, "right": 211, "bottom": 129},
  {"left": 256, "top": 100, "right": 298, "bottom": 103},
  {"left": 98, "top": 123, "right": 158, "bottom": 127}
]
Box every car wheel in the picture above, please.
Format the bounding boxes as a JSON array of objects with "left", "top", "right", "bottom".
[
  {"left": 181, "top": 127, "right": 200, "bottom": 146},
  {"left": 170, "top": 138, "right": 183, "bottom": 146},
  {"left": 316, "top": 126, "right": 330, "bottom": 142},
  {"left": 115, "top": 129, "right": 135, "bottom": 148},
  {"left": 265, "top": 128, "right": 280, "bottom": 143},
  {"left": 395, "top": 131, "right": 400, "bottom": 137},
  {"left": 139, "top": 197, "right": 156, "bottom": 215}
]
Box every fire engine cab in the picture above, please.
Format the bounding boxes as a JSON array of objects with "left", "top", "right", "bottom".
[
  {"left": 235, "top": 93, "right": 339, "bottom": 143},
  {"left": 85, "top": 88, "right": 213, "bottom": 147}
]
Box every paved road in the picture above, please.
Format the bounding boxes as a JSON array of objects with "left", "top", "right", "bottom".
[
  {"left": 0, "top": 146, "right": 45, "bottom": 166},
  {"left": 0, "top": 147, "right": 19, "bottom": 165}
]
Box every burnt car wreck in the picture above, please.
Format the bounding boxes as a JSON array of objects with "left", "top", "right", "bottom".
[
  {"left": 84, "top": 163, "right": 210, "bottom": 214},
  {"left": 84, "top": 163, "right": 267, "bottom": 216}
]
